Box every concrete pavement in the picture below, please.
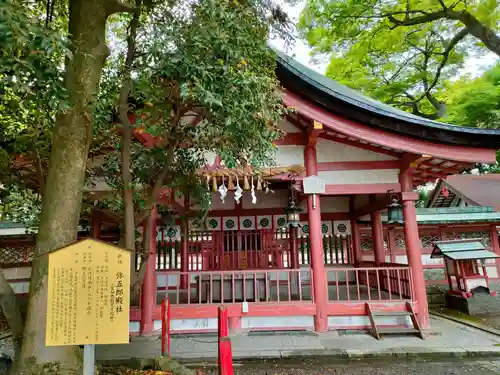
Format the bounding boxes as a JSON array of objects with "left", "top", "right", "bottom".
[{"left": 97, "top": 315, "right": 500, "bottom": 363}]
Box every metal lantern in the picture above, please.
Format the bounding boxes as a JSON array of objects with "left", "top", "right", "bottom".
[
  {"left": 285, "top": 196, "right": 301, "bottom": 228},
  {"left": 387, "top": 196, "right": 404, "bottom": 225}
]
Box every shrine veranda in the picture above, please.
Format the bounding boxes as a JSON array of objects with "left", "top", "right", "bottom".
[{"left": 4, "top": 52, "right": 500, "bottom": 335}]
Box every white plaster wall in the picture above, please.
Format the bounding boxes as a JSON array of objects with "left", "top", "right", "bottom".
[
  {"left": 204, "top": 151, "right": 217, "bottom": 165},
  {"left": 170, "top": 318, "right": 218, "bottom": 332},
  {"left": 0, "top": 228, "right": 26, "bottom": 236},
  {"left": 316, "top": 139, "right": 397, "bottom": 162},
  {"left": 421, "top": 254, "right": 443, "bottom": 266},
  {"left": 277, "top": 119, "right": 302, "bottom": 134},
  {"left": 320, "top": 196, "right": 349, "bottom": 213},
  {"left": 328, "top": 315, "right": 412, "bottom": 328},
  {"left": 242, "top": 190, "right": 288, "bottom": 209},
  {"left": 275, "top": 145, "right": 304, "bottom": 166},
  {"left": 395, "top": 255, "right": 408, "bottom": 264},
  {"left": 84, "top": 176, "right": 113, "bottom": 192},
  {"left": 2, "top": 267, "right": 31, "bottom": 279},
  {"left": 487, "top": 266, "right": 498, "bottom": 278},
  {"left": 242, "top": 316, "right": 313, "bottom": 329},
  {"left": 318, "top": 169, "right": 399, "bottom": 185}
]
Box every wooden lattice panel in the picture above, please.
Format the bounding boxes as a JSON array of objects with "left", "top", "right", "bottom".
[
  {"left": 420, "top": 235, "right": 440, "bottom": 249},
  {"left": 395, "top": 233, "right": 406, "bottom": 249},
  {"left": 360, "top": 232, "right": 373, "bottom": 251},
  {"left": 444, "top": 231, "right": 491, "bottom": 246},
  {"left": 0, "top": 245, "right": 34, "bottom": 266}
]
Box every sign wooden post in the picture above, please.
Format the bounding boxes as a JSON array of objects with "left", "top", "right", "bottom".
[
  {"left": 46, "top": 238, "right": 131, "bottom": 374},
  {"left": 303, "top": 175, "right": 326, "bottom": 209}
]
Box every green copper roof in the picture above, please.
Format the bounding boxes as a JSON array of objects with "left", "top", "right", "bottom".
[
  {"left": 275, "top": 50, "right": 500, "bottom": 147},
  {"left": 431, "top": 240, "right": 499, "bottom": 260},
  {"left": 359, "top": 206, "right": 500, "bottom": 224}
]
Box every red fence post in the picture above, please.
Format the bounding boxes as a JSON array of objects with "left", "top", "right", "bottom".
[
  {"left": 161, "top": 299, "right": 166, "bottom": 355},
  {"left": 161, "top": 298, "right": 171, "bottom": 357},
  {"left": 218, "top": 337, "right": 234, "bottom": 375},
  {"left": 218, "top": 306, "right": 228, "bottom": 338},
  {"left": 167, "top": 297, "right": 171, "bottom": 357}
]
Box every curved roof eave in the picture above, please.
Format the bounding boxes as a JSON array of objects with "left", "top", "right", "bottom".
[{"left": 275, "top": 50, "right": 500, "bottom": 148}]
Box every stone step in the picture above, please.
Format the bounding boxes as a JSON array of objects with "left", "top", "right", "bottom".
[
  {"left": 372, "top": 311, "right": 412, "bottom": 317},
  {"left": 378, "top": 327, "right": 419, "bottom": 335}
]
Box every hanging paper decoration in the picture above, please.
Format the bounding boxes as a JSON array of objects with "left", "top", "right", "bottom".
[
  {"left": 250, "top": 175, "right": 257, "bottom": 204},
  {"left": 206, "top": 217, "right": 221, "bottom": 231},
  {"left": 257, "top": 215, "right": 272, "bottom": 230},
  {"left": 273, "top": 215, "right": 287, "bottom": 229},
  {"left": 212, "top": 175, "right": 218, "bottom": 192},
  {"left": 239, "top": 216, "right": 256, "bottom": 231},
  {"left": 228, "top": 175, "right": 235, "bottom": 190},
  {"left": 206, "top": 175, "right": 211, "bottom": 189},
  {"left": 243, "top": 174, "right": 250, "bottom": 190},
  {"left": 234, "top": 178, "right": 243, "bottom": 203},
  {"left": 321, "top": 221, "right": 333, "bottom": 236},
  {"left": 218, "top": 177, "right": 228, "bottom": 203},
  {"left": 256, "top": 175, "right": 262, "bottom": 191},
  {"left": 223, "top": 217, "right": 238, "bottom": 231}
]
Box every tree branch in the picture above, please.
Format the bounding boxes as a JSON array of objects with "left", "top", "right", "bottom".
[
  {"left": 106, "top": 0, "right": 136, "bottom": 15},
  {"left": 446, "top": 9, "right": 500, "bottom": 57},
  {"left": 387, "top": 11, "right": 447, "bottom": 28},
  {"left": 32, "top": 144, "right": 45, "bottom": 196}
]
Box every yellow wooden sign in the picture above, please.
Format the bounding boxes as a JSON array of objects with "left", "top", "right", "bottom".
[{"left": 46, "top": 238, "right": 131, "bottom": 346}]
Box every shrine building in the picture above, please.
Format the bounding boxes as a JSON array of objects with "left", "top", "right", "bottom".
[{"left": 3, "top": 52, "right": 500, "bottom": 337}]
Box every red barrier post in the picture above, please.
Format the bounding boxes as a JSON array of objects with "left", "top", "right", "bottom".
[
  {"left": 218, "top": 306, "right": 228, "bottom": 338},
  {"left": 167, "top": 297, "right": 171, "bottom": 358},
  {"left": 218, "top": 337, "right": 234, "bottom": 375},
  {"left": 161, "top": 299, "right": 166, "bottom": 355}
]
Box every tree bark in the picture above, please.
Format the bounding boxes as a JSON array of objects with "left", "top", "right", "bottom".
[
  {"left": 0, "top": 271, "right": 23, "bottom": 362},
  {"left": 119, "top": 1, "right": 141, "bottom": 256},
  {"left": 447, "top": 10, "right": 500, "bottom": 57},
  {"left": 13, "top": 0, "right": 123, "bottom": 373}
]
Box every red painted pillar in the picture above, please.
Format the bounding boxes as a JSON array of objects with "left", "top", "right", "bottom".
[
  {"left": 140, "top": 206, "right": 158, "bottom": 335},
  {"left": 369, "top": 195, "right": 385, "bottom": 266},
  {"left": 489, "top": 224, "right": 500, "bottom": 276},
  {"left": 91, "top": 213, "right": 101, "bottom": 239},
  {"left": 349, "top": 196, "right": 361, "bottom": 266},
  {"left": 350, "top": 218, "right": 361, "bottom": 266},
  {"left": 399, "top": 170, "right": 429, "bottom": 329},
  {"left": 289, "top": 227, "right": 299, "bottom": 269},
  {"left": 304, "top": 145, "right": 328, "bottom": 333},
  {"left": 180, "top": 219, "right": 189, "bottom": 289}
]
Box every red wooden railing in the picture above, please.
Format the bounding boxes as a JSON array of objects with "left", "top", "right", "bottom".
[
  {"left": 325, "top": 265, "right": 413, "bottom": 302},
  {"left": 158, "top": 268, "right": 313, "bottom": 305}
]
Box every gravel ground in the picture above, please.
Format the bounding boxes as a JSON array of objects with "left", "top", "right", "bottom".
[{"left": 200, "top": 359, "right": 500, "bottom": 375}]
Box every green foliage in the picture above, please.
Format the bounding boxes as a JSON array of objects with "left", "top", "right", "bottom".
[
  {"left": 0, "top": 0, "right": 68, "bottom": 226},
  {"left": 136, "top": 0, "right": 285, "bottom": 163},
  {"left": 99, "top": 0, "right": 287, "bottom": 222},
  {"left": 444, "top": 64, "right": 500, "bottom": 129},
  {"left": 298, "top": 0, "right": 500, "bottom": 118}
]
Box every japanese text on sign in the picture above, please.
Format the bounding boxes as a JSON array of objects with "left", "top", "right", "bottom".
[{"left": 46, "top": 238, "right": 131, "bottom": 346}]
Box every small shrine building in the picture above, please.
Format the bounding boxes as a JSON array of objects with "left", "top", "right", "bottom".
[{"left": 3, "top": 52, "right": 500, "bottom": 336}]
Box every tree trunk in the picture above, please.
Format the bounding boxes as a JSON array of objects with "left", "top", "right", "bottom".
[
  {"left": 13, "top": 0, "right": 115, "bottom": 373},
  {"left": 0, "top": 271, "right": 23, "bottom": 362},
  {"left": 120, "top": 0, "right": 141, "bottom": 289},
  {"left": 448, "top": 10, "right": 500, "bottom": 57}
]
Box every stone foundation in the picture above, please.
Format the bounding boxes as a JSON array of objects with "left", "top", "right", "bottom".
[{"left": 445, "top": 292, "right": 500, "bottom": 316}]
